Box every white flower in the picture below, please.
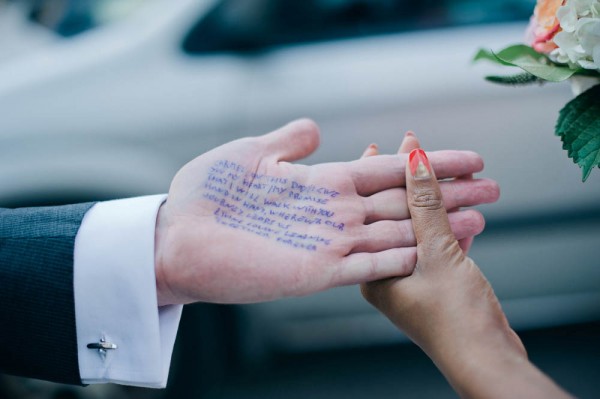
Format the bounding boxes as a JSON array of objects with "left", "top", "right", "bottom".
[
  {"left": 557, "top": 4, "right": 579, "bottom": 32},
  {"left": 578, "top": 18, "right": 600, "bottom": 61},
  {"left": 550, "top": 0, "right": 600, "bottom": 70}
]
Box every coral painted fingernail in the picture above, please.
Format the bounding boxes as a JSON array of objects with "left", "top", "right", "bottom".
[{"left": 409, "top": 149, "right": 432, "bottom": 179}]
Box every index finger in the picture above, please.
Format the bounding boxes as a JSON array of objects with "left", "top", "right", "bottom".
[
  {"left": 348, "top": 150, "right": 484, "bottom": 196},
  {"left": 405, "top": 149, "right": 455, "bottom": 246}
]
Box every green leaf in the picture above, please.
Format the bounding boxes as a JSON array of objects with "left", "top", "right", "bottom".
[
  {"left": 473, "top": 48, "right": 512, "bottom": 66},
  {"left": 485, "top": 72, "right": 543, "bottom": 86},
  {"left": 474, "top": 44, "right": 578, "bottom": 82},
  {"left": 494, "top": 44, "right": 547, "bottom": 61},
  {"left": 493, "top": 45, "right": 577, "bottom": 82},
  {"left": 555, "top": 84, "right": 600, "bottom": 182}
]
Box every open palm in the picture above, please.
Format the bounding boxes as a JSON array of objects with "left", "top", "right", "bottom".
[{"left": 154, "top": 120, "right": 498, "bottom": 305}]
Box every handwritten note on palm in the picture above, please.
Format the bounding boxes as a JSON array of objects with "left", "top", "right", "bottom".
[{"left": 204, "top": 159, "right": 344, "bottom": 252}]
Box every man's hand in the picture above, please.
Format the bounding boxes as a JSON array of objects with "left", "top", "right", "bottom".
[{"left": 154, "top": 120, "right": 499, "bottom": 305}]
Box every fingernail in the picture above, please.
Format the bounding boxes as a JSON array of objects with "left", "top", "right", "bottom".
[
  {"left": 405, "top": 131, "right": 415, "bottom": 138},
  {"left": 361, "top": 144, "right": 378, "bottom": 158},
  {"left": 409, "top": 149, "right": 432, "bottom": 179}
]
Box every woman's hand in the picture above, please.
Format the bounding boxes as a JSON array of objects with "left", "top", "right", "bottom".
[{"left": 361, "top": 137, "right": 573, "bottom": 399}]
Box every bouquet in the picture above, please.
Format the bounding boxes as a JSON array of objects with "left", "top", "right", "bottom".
[{"left": 474, "top": 0, "right": 600, "bottom": 181}]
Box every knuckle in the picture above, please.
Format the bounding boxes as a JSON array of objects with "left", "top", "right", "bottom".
[
  {"left": 366, "top": 252, "right": 380, "bottom": 280},
  {"left": 410, "top": 187, "right": 444, "bottom": 211},
  {"left": 362, "top": 195, "right": 376, "bottom": 222},
  {"left": 395, "top": 221, "right": 411, "bottom": 244}
]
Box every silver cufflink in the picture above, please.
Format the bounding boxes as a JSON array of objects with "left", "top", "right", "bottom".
[{"left": 87, "top": 336, "right": 117, "bottom": 359}]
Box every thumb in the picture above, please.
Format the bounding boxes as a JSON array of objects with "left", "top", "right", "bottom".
[
  {"left": 405, "top": 149, "right": 457, "bottom": 249},
  {"left": 261, "top": 119, "right": 321, "bottom": 162}
]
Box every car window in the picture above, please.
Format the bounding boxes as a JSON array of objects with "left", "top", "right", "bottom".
[
  {"left": 24, "top": 0, "right": 147, "bottom": 37},
  {"left": 183, "top": 0, "right": 537, "bottom": 54}
]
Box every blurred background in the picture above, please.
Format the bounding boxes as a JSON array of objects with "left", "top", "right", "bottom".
[{"left": 1, "top": 0, "right": 599, "bottom": 398}]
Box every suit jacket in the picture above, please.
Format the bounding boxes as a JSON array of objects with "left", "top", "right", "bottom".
[{"left": 0, "top": 203, "right": 95, "bottom": 385}]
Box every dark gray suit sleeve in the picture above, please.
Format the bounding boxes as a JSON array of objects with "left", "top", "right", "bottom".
[{"left": 0, "top": 203, "right": 95, "bottom": 385}]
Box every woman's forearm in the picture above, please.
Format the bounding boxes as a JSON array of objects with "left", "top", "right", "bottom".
[{"left": 433, "top": 342, "right": 573, "bottom": 399}]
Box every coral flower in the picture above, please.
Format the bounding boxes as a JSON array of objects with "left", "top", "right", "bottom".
[{"left": 528, "top": 0, "right": 565, "bottom": 53}]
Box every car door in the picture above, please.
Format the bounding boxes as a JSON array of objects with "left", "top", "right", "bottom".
[{"left": 0, "top": 0, "right": 253, "bottom": 206}]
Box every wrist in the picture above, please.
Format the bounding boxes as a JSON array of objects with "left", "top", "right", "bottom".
[
  {"left": 431, "top": 330, "right": 570, "bottom": 399},
  {"left": 417, "top": 319, "right": 519, "bottom": 386},
  {"left": 154, "top": 201, "right": 175, "bottom": 307},
  {"left": 446, "top": 335, "right": 525, "bottom": 396}
]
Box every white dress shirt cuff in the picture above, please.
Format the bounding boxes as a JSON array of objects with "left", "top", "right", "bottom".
[{"left": 74, "top": 195, "right": 183, "bottom": 388}]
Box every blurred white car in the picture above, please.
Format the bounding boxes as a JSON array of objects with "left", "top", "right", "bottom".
[{"left": 1, "top": 0, "right": 599, "bottom": 369}]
